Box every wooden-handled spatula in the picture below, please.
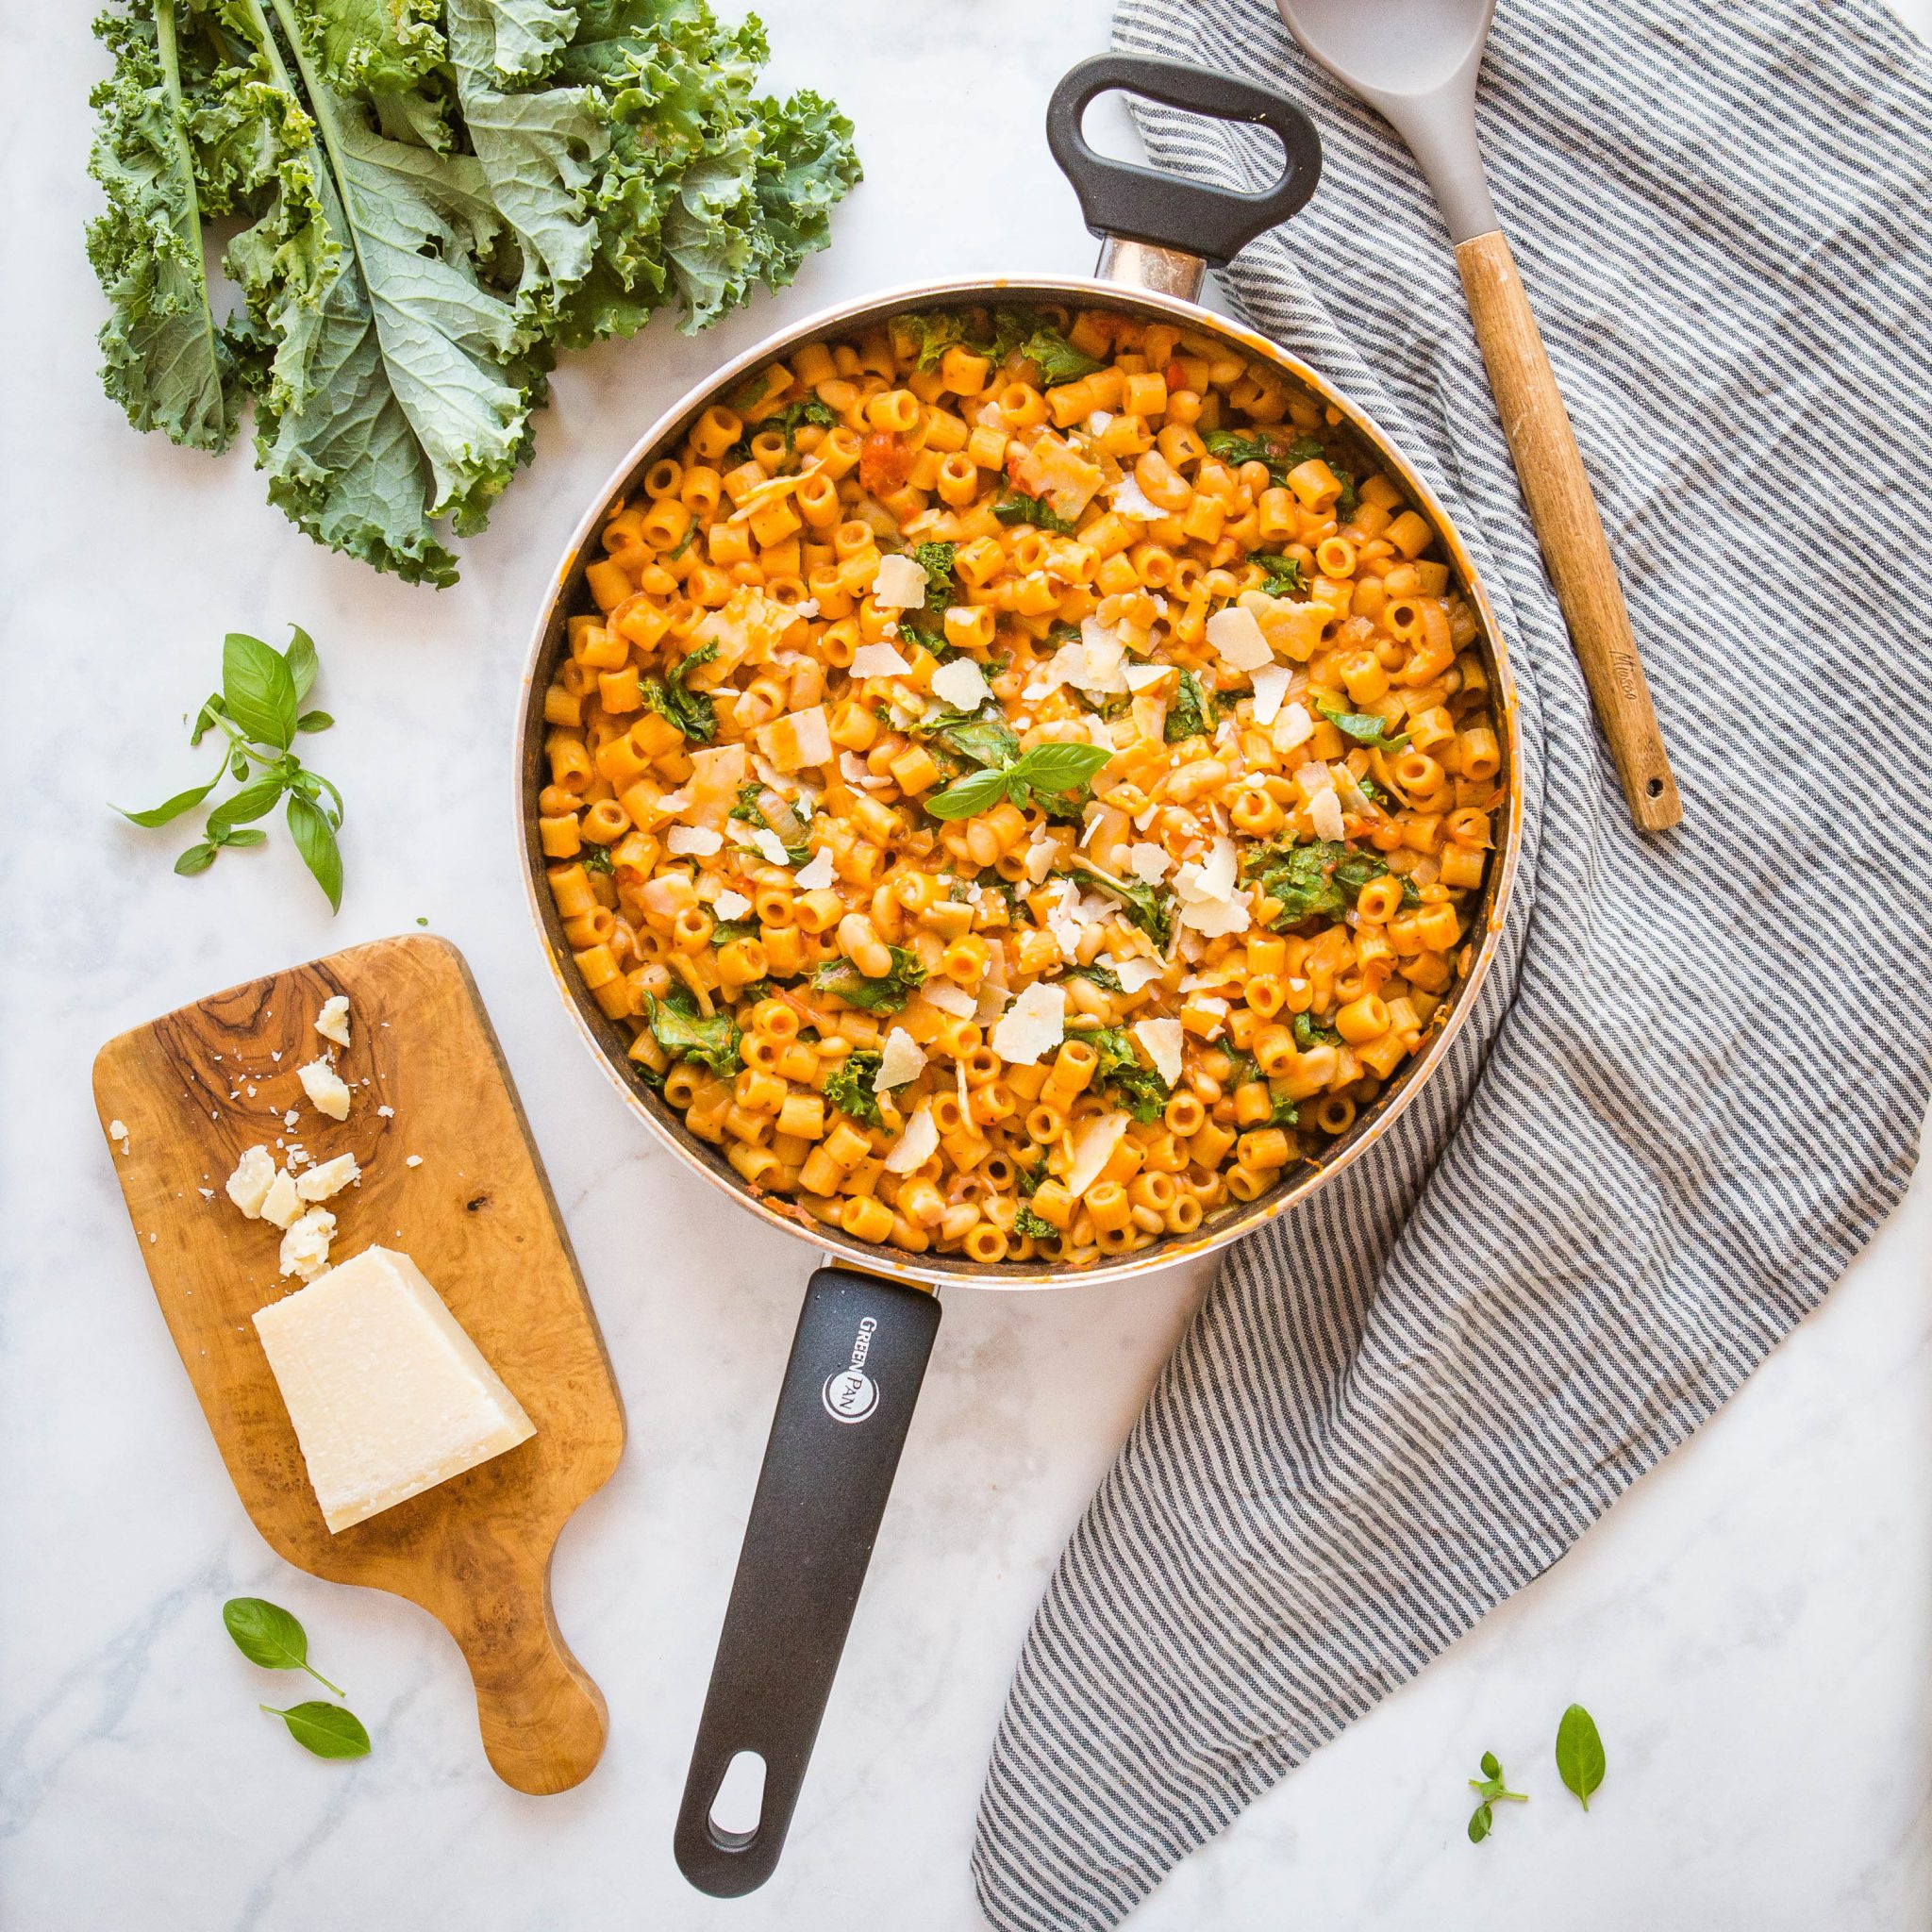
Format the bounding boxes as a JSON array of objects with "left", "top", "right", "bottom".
[{"left": 1274, "top": 0, "right": 1682, "bottom": 831}]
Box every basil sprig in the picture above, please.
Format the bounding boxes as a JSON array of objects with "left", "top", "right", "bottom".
[
  {"left": 114, "top": 627, "right": 344, "bottom": 908},
  {"left": 924, "top": 741, "right": 1112, "bottom": 821},
  {"left": 1466, "top": 1750, "right": 1528, "bottom": 1843}
]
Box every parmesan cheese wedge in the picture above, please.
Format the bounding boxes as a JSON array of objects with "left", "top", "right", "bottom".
[{"left": 252, "top": 1247, "right": 536, "bottom": 1533}]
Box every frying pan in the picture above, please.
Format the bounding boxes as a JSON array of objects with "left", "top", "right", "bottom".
[{"left": 515, "top": 54, "right": 1524, "bottom": 1896}]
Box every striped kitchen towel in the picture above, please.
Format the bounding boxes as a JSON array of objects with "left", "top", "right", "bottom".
[{"left": 973, "top": 1, "right": 1932, "bottom": 1924}]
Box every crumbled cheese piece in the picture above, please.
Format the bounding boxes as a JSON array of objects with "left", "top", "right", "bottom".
[
  {"left": 313, "top": 996, "right": 351, "bottom": 1049},
  {"left": 712, "top": 889, "right": 753, "bottom": 922},
  {"left": 793, "top": 848, "right": 837, "bottom": 891},
  {"left": 875, "top": 1027, "right": 927, "bottom": 1091},
  {"left": 278, "top": 1208, "right": 337, "bottom": 1279},
  {"left": 1127, "top": 841, "right": 1170, "bottom": 884},
  {"left": 108, "top": 1118, "right": 129, "bottom": 1142},
  {"left": 198, "top": 1188, "right": 214, "bottom": 1201},
  {"left": 1206, "top": 605, "right": 1274, "bottom": 673},
  {"left": 1086, "top": 410, "right": 1114, "bottom": 434},
  {"left": 1106, "top": 954, "right": 1166, "bottom": 994},
  {"left": 1065, "top": 1112, "right": 1131, "bottom": 1198},
  {"left": 297, "top": 1058, "right": 352, "bottom": 1122},
  {"left": 260, "top": 1169, "right": 303, "bottom": 1230},
  {"left": 1124, "top": 661, "right": 1169, "bottom": 694},
  {"left": 991, "top": 982, "right": 1066, "bottom": 1065},
  {"left": 376, "top": 1105, "right": 394, "bottom": 1119},
  {"left": 920, "top": 981, "right": 978, "bottom": 1020},
  {"left": 1133, "top": 1018, "right": 1185, "bottom": 1089},
  {"left": 872, "top": 553, "right": 929, "bottom": 610},
  {"left": 755, "top": 704, "right": 834, "bottom": 774},
  {"left": 749, "top": 828, "right": 791, "bottom": 867},
  {"left": 1309, "top": 787, "right": 1346, "bottom": 841},
  {"left": 295, "top": 1152, "right": 360, "bottom": 1203},
  {"left": 1108, "top": 473, "right": 1164, "bottom": 521},
  {"left": 225, "top": 1145, "right": 277, "bottom": 1219},
  {"left": 884, "top": 1105, "right": 940, "bottom": 1174},
  {"left": 406, "top": 1155, "right": 423, "bottom": 1168},
  {"left": 850, "top": 641, "right": 912, "bottom": 678},
  {"left": 929, "top": 657, "right": 991, "bottom": 709},
  {"left": 1250, "top": 663, "right": 1291, "bottom": 725},
  {"left": 667, "top": 824, "right": 724, "bottom": 857}
]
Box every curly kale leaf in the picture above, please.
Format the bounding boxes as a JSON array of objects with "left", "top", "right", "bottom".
[
  {"left": 811, "top": 947, "right": 926, "bottom": 1013},
  {"left": 87, "top": 0, "right": 243, "bottom": 453},
  {"left": 822, "top": 1049, "right": 884, "bottom": 1127},
  {"left": 644, "top": 984, "right": 741, "bottom": 1077},
  {"left": 1242, "top": 839, "right": 1387, "bottom": 928}
]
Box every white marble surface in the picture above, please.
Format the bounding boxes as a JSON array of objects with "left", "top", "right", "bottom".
[{"left": 3, "top": 2, "right": 1929, "bottom": 1927}]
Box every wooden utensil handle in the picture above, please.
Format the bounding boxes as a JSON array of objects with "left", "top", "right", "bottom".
[
  {"left": 1456, "top": 229, "right": 1682, "bottom": 831},
  {"left": 437, "top": 1561, "right": 608, "bottom": 1795}
]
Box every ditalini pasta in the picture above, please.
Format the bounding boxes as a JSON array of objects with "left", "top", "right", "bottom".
[{"left": 537, "top": 305, "right": 1500, "bottom": 1267}]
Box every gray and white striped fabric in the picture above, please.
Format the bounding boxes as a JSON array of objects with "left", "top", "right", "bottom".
[{"left": 972, "top": 2, "right": 1932, "bottom": 1924}]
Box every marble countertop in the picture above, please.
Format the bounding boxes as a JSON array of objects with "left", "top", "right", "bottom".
[{"left": 4, "top": 2, "right": 1928, "bottom": 1927}]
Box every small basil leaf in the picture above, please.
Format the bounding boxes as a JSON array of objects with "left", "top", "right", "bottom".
[
  {"left": 923, "top": 763, "right": 1012, "bottom": 821},
  {"left": 286, "top": 793, "right": 344, "bottom": 911},
  {"left": 206, "top": 777, "right": 288, "bottom": 836},
  {"left": 219, "top": 827, "right": 269, "bottom": 847},
  {"left": 259, "top": 1701, "right": 370, "bottom": 1759},
  {"left": 1555, "top": 1704, "right": 1606, "bottom": 1810},
  {"left": 222, "top": 1596, "right": 343, "bottom": 1693},
  {"left": 222, "top": 633, "right": 298, "bottom": 750},
  {"left": 1468, "top": 1802, "right": 1492, "bottom": 1844},
  {"left": 230, "top": 748, "right": 251, "bottom": 779},
  {"left": 174, "top": 842, "right": 217, "bottom": 876},
  {"left": 1480, "top": 1751, "right": 1501, "bottom": 1780},
  {"left": 190, "top": 695, "right": 226, "bottom": 746},
  {"left": 283, "top": 625, "right": 319, "bottom": 703},
  {"left": 1010, "top": 741, "right": 1112, "bottom": 795},
  {"left": 114, "top": 770, "right": 223, "bottom": 827},
  {"left": 295, "top": 710, "right": 334, "bottom": 733}
]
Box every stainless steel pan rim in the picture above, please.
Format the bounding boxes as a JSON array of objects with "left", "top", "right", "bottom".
[{"left": 516, "top": 268, "right": 1523, "bottom": 1293}]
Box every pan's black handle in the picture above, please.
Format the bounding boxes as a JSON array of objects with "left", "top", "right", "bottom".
[
  {"left": 674, "top": 1265, "right": 942, "bottom": 1897},
  {"left": 1046, "top": 55, "right": 1322, "bottom": 267}
]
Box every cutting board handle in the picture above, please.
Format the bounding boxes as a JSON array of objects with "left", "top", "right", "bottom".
[{"left": 431, "top": 1541, "right": 608, "bottom": 1795}]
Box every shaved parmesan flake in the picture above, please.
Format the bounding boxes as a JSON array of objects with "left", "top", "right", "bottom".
[
  {"left": 749, "top": 828, "right": 791, "bottom": 867},
  {"left": 1310, "top": 787, "right": 1346, "bottom": 841},
  {"left": 1124, "top": 661, "right": 1170, "bottom": 693},
  {"left": 884, "top": 1105, "right": 939, "bottom": 1174},
  {"left": 920, "top": 981, "right": 978, "bottom": 1020},
  {"left": 712, "top": 889, "right": 753, "bottom": 921},
  {"left": 756, "top": 704, "right": 833, "bottom": 773},
  {"left": 1271, "top": 702, "right": 1315, "bottom": 755},
  {"left": 794, "top": 848, "right": 837, "bottom": 891},
  {"left": 1065, "top": 1112, "right": 1130, "bottom": 1199},
  {"left": 850, "top": 641, "right": 911, "bottom": 678},
  {"left": 875, "top": 1028, "right": 927, "bottom": 1091},
  {"left": 1106, "top": 954, "right": 1166, "bottom": 994},
  {"left": 1250, "top": 663, "right": 1291, "bottom": 725},
  {"left": 1173, "top": 835, "right": 1251, "bottom": 939},
  {"left": 991, "top": 982, "right": 1066, "bottom": 1065},
  {"left": 1206, "top": 604, "right": 1274, "bottom": 673},
  {"left": 872, "top": 553, "right": 929, "bottom": 609},
  {"left": 1133, "top": 1018, "right": 1185, "bottom": 1089},
  {"left": 1108, "top": 473, "right": 1164, "bottom": 521},
  {"left": 686, "top": 742, "right": 748, "bottom": 825},
  {"left": 313, "top": 996, "right": 351, "bottom": 1049},
  {"left": 930, "top": 657, "right": 991, "bottom": 709},
  {"left": 667, "top": 824, "right": 723, "bottom": 857},
  {"left": 1127, "top": 841, "right": 1170, "bottom": 884}
]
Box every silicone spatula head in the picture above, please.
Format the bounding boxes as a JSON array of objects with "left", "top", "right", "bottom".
[{"left": 1274, "top": 0, "right": 1500, "bottom": 242}]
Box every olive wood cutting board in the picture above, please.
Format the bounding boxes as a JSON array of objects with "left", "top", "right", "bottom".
[{"left": 92, "top": 934, "right": 625, "bottom": 1795}]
